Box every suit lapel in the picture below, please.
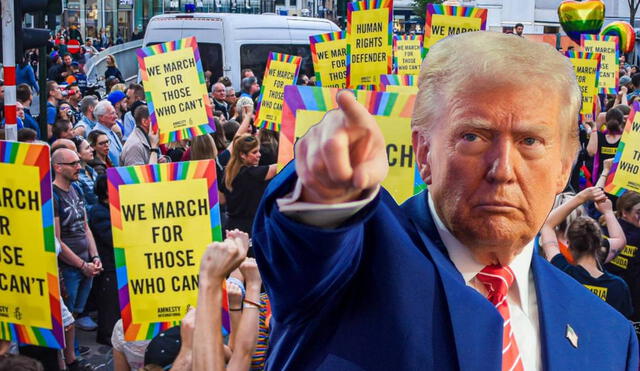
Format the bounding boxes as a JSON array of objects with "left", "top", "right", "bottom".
[
  {"left": 531, "top": 253, "right": 580, "bottom": 370},
  {"left": 402, "top": 192, "right": 503, "bottom": 371}
]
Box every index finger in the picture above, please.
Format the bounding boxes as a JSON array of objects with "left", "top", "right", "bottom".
[{"left": 337, "top": 90, "right": 374, "bottom": 129}]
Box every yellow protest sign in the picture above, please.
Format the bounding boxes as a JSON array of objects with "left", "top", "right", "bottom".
[
  {"left": 278, "top": 86, "right": 426, "bottom": 203},
  {"left": 581, "top": 35, "right": 619, "bottom": 94},
  {"left": 346, "top": 0, "right": 393, "bottom": 89},
  {"left": 310, "top": 31, "right": 347, "bottom": 88},
  {"left": 566, "top": 51, "right": 601, "bottom": 118},
  {"left": 606, "top": 102, "right": 640, "bottom": 195},
  {"left": 424, "top": 4, "right": 487, "bottom": 55},
  {"left": 0, "top": 141, "right": 63, "bottom": 348},
  {"left": 137, "top": 37, "right": 216, "bottom": 144},
  {"left": 394, "top": 35, "right": 423, "bottom": 75},
  {"left": 107, "top": 160, "right": 228, "bottom": 341},
  {"left": 255, "top": 52, "right": 302, "bottom": 131}
]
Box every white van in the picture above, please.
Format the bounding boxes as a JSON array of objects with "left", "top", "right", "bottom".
[{"left": 142, "top": 13, "right": 340, "bottom": 89}]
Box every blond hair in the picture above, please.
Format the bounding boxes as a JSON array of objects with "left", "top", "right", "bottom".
[{"left": 412, "top": 31, "right": 582, "bottom": 160}]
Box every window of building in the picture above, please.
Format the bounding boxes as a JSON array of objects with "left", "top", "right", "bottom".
[{"left": 240, "top": 44, "right": 314, "bottom": 83}]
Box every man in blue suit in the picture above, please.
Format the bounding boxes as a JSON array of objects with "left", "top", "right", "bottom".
[{"left": 253, "top": 32, "right": 639, "bottom": 370}]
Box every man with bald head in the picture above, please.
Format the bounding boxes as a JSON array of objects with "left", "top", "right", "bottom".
[
  {"left": 253, "top": 32, "right": 638, "bottom": 370},
  {"left": 51, "top": 138, "right": 77, "bottom": 153},
  {"left": 52, "top": 149, "right": 102, "bottom": 329}
]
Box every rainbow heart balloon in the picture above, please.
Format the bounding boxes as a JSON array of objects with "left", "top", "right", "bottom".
[
  {"left": 601, "top": 21, "right": 636, "bottom": 53},
  {"left": 558, "top": 0, "right": 605, "bottom": 44}
]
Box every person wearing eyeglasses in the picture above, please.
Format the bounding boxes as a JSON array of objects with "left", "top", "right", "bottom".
[
  {"left": 87, "top": 130, "right": 113, "bottom": 175},
  {"left": 220, "top": 133, "right": 277, "bottom": 242},
  {"left": 52, "top": 148, "right": 103, "bottom": 370}
]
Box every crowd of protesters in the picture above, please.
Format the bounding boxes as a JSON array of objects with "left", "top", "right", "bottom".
[
  {"left": 0, "top": 30, "right": 280, "bottom": 367},
  {"left": 1, "top": 25, "right": 640, "bottom": 371}
]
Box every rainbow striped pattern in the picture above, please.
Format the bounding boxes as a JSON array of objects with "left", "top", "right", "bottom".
[
  {"left": 393, "top": 34, "right": 423, "bottom": 74},
  {"left": 255, "top": 52, "right": 302, "bottom": 131},
  {"left": 346, "top": 0, "right": 394, "bottom": 90},
  {"left": 277, "top": 85, "right": 426, "bottom": 195},
  {"left": 310, "top": 30, "right": 346, "bottom": 87},
  {"left": 136, "top": 37, "right": 216, "bottom": 144},
  {"left": 0, "top": 141, "right": 63, "bottom": 349},
  {"left": 565, "top": 51, "right": 601, "bottom": 119},
  {"left": 107, "top": 160, "right": 228, "bottom": 340},
  {"left": 380, "top": 74, "right": 418, "bottom": 87},
  {"left": 601, "top": 21, "right": 636, "bottom": 54},
  {"left": 424, "top": 4, "right": 487, "bottom": 55},
  {"left": 581, "top": 34, "right": 620, "bottom": 94},
  {"left": 605, "top": 101, "right": 638, "bottom": 196},
  {"left": 557, "top": 0, "right": 605, "bottom": 44}
]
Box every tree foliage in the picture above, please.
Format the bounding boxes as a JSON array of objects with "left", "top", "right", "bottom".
[
  {"left": 412, "top": 0, "right": 443, "bottom": 23},
  {"left": 629, "top": 0, "right": 640, "bottom": 27}
]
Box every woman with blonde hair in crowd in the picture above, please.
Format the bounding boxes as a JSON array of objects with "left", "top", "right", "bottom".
[
  {"left": 104, "top": 54, "right": 123, "bottom": 83},
  {"left": 220, "top": 134, "right": 277, "bottom": 241}
]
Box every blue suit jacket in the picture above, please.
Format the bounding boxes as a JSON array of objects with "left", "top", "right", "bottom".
[{"left": 253, "top": 163, "right": 639, "bottom": 370}]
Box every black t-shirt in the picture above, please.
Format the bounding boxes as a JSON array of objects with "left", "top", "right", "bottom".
[
  {"left": 551, "top": 253, "right": 633, "bottom": 318},
  {"left": 53, "top": 184, "right": 90, "bottom": 264},
  {"left": 604, "top": 218, "right": 640, "bottom": 320},
  {"left": 219, "top": 165, "right": 270, "bottom": 220}
]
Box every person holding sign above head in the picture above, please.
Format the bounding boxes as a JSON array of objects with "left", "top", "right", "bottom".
[
  {"left": 220, "top": 134, "right": 277, "bottom": 242},
  {"left": 253, "top": 32, "right": 638, "bottom": 370}
]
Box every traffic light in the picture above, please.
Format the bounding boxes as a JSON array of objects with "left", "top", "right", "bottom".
[{"left": 14, "top": 0, "right": 51, "bottom": 56}]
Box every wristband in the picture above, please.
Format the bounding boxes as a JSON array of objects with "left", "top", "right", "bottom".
[
  {"left": 243, "top": 298, "right": 260, "bottom": 309},
  {"left": 90, "top": 255, "right": 101, "bottom": 261},
  {"left": 79, "top": 261, "right": 86, "bottom": 270}
]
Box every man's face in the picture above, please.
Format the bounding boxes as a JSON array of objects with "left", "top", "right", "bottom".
[
  {"left": 63, "top": 55, "right": 72, "bottom": 66},
  {"left": 226, "top": 88, "right": 237, "bottom": 104},
  {"left": 51, "top": 84, "right": 63, "bottom": 100},
  {"left": 60, "top": 122, "right": 74, "bottom": 139},
  {"left": 55, "top": 151, "right": 81, "bottom": 182},
  {"left": 251, "top": 82, "right": 260, "bottom": 94},
  {"left": 100, "top": 105, "right": 118, "bottom": 127},
  {"left": 126, "top": 88, "right": 136, "bottom": 106},
  {"left": 116, "top": 99, "right": 127, "bottom": 113},
  {"left": 515, "top": 26, "right": 524, "bottom": 35},
  {"left": 414, "top": 81, "right": 573, "bottom": 264},
  {"left": 16, "top": 102, "right": 24, "bottom": 119},
  {"left": 213, "top": 84, "right": 226, "bottom": 100}
]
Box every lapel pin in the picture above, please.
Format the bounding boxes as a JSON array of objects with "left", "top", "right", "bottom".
[{"left": 566, "top": 324, "right": 578, "bottom": 348}]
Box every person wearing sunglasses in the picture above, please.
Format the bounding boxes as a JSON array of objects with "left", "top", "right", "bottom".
[{"left": 220, "top": 133, "right": 277, "bottom": 245}]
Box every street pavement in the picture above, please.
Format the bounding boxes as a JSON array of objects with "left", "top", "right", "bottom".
[{"left": 76, "top": 325, "right": 114, "bottom": 371}]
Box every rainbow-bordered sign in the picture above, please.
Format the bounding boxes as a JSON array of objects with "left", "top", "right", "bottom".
[
  {"left": 107, "top": 160, "right": 227, "bottom": 341},
  {"left": 605, "top": 101, "right": 640, "bottom": 196},
  {"left": 255, "top": 52, "right": 302, "bottom": 131},
  {"left": 137, "top": 37, "right": 216, "bottom": 144},
  {"left": 278, "top": 86, "right": 426, "bottom": 202},
  {"left": 346, "top": 0, "right": 393, "bottom": 89},
  {"left": 310, "top": 31, "right": 347, "bottom": 88},
  {"left": 424, "top": 4, "right": 487, "bottom": 56},
  {"left": 0, "top": 140, "right": 63, "bottom": 349}
]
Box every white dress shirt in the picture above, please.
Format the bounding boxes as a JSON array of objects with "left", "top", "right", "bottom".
[
  {"left": 427, "top": 194, "right": 541, "bottom": 371},
  {"left": 278, "top": 181, "right": 542, "bottom": 370}
]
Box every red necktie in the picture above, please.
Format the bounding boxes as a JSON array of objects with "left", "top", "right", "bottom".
[{"left": 476, "top": 265, "right": 525, "bottom": 371}]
